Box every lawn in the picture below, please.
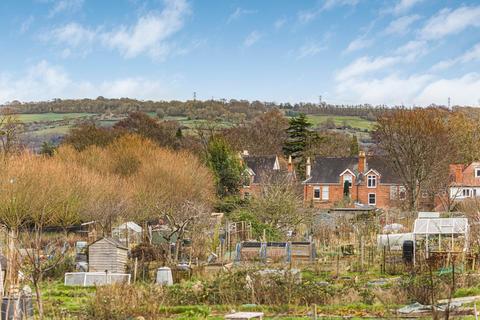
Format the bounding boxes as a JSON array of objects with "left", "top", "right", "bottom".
[
  {"left": 15, "top": 113, "right": 95, "bottom": 123},
  {"left": 304, "top": 115, "right": 375, "bottom": 131}
]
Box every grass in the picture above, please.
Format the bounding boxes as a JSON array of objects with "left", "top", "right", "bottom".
[
  {"left": 304, "top": 115, "right": 375, "bottom": 131},
  {"left": 15, "top": 112, "right": 95, "bottom": 123},
  {"left": 41, "top": 281, "right": 95, "bottom": 319}
]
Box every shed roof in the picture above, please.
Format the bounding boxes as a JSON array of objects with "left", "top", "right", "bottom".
[{"left": 89, "top": 237, "right": 128, "bottom": 250}]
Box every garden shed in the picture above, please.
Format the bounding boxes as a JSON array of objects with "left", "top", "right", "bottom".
[{"left": 88, "top": 237, "right": 128, "bottom": 273}]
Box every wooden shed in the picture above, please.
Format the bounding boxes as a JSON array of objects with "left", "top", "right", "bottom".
[{"left": 88, "top": 237, "right": 128, "bottom": 273}]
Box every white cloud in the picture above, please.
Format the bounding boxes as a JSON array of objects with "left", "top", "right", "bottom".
[
  {"left": 432, "top": 43, "right": 480, "bottom": 71},
  {"left": 420, "top": 6, "right": 480, "bottom": 40},
  {"left": 394, "top": 40, "right": 429, "bottom": 61},
  {"left": 335, "top": 73, "right": 432, "bottom": 105},
  {"left": 20, "top": 16, "right": 35, "bottom": 34},
  {"left": 416, "top": 73, "right": 480, "bottom": 106},
  {"left": 46, "top": 23, "right": 96, "bottom": 47},
  {"left": 336, "top": 56, "right": 400, "bottom": 81},
  {"left": 103, "top": 0, "right": 190, "bottom": 60},
  {"left": 48, "top": 0, "right": 84, "bottom": 18},
  {"left": 297, "top": 0, "right": 358, "bottom": 23},
  {"left": 243, "top": 31, "right": 262, "bottom": 47},
  {"left": 274, "top": 18, "right": 286, "bottom": 30},
  {"left": 391, "top": 0, "right": 423, "bottom": 15},
  {"left": 43, "top": 0, "right": 190, "bottom": 61},
  {"left": 297, "top": 41, "right": 326, "bottom": 59},
  {"left": 384, "top": 14, "right": 420, "bottom": 35},
  {"left": 0, "top": 61, "right": 174, "bottom": 103},
  {"left": 344, "top": 36, "right": 373, "bottom": 53},
  {"left": 334, "top": 70, "right": 480, "bottom": 106},
  {"left": 227, "top": 7, "right": 256, "bottom": 23},
  {"left": 0, "top": 61, "right": 71, "bottom": 102}
]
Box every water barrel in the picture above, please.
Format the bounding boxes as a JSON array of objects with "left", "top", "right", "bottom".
[
  {"left": 156, "top": 267, "right": 173, "bottom": 286},
  {"left": 402, "top": 240, "right": 414, "bottom": 264}
]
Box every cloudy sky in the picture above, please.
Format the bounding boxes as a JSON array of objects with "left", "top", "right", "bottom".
[{"left": 0, "top": 0, "right": 479, "bottom": 106}]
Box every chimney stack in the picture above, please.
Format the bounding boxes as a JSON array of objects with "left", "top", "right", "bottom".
[
  {"left": 452, "top": 164, "right": 463, "bottom": 183},
  {"left": 287, "top": 155, "right": 293, "bottom": 173},
  {"left": 358, "top": 151, "right": 366, "bottom": 173},
  {"left": 306, "top": 157, "right": 311, "bottom": 178}
]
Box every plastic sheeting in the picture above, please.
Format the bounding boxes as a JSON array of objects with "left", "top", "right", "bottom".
[{"left": 377, "top": 233, "right": 414, "bottom": 251}]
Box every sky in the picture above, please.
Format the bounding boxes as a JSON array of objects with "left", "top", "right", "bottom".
[{"left": 0, "top": 0, "right": 480, "bottom": 106}]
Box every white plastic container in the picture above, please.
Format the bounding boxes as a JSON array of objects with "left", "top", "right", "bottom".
[{"left": 156, "top": 267, "right": 173, "bottom": 286}]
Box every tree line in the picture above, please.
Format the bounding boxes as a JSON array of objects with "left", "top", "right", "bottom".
[{"left": 4, "top": 97, "right": 403, "bottom": 122}]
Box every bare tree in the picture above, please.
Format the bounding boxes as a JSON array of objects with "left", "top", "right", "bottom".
[{"left": 374, "top": 108, "right": 454, "bottom": 211}]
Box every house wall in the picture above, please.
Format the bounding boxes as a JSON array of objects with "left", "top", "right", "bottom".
[{"left": 304, "top": 183, "right": 402, "bottom": 209}]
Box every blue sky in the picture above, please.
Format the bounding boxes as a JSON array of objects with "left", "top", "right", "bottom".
[{"left": 0, "top": 0, "right": 479, "bottom": 106}]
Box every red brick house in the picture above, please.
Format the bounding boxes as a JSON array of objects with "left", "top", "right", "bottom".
[
  {"left": 434, "top": 162, "right": 480, "bottom": 210},
  {"left": 303, "top": 152, "right": 405, "bottom": 209},
  {"left": 240, "top": 152, "right": 295, "bottom": 198}
]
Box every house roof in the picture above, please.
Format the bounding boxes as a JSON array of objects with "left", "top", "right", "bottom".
[
  {"left": 89, "top": 237, "right": 128, "bottom": 250},
  {"left": 305, "top": 156, "right": 401, "bottom": 185},
  {"left": 243, "top": 155, "right": 280, "bottom": 184}
]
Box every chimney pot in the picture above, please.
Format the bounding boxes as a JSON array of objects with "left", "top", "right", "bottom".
[{"left": 306, "top": 157, "right": 311, "bottom": 178}]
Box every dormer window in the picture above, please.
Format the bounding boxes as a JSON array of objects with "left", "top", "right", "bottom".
[
  {"left": 475, "top": 168, "right": 480, "bottom": 178},
  {"left": 367, "top": 175, "right": 377, "bottom": 188},
  {"left": 343, "top": 174, "right": 353, "bottom": 187}
]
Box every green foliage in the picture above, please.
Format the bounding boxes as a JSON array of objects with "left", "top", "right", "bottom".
[
  {"left": 283, "top": 113, "right": 313, "bottom": 179},
  {"left": 214, "top": 195, "right": 249, "bottom": 214},
  {"left": 40, "top": 141, "right": 57, "bottom": 156},
  {"left": 206, "top": 137, "right": 245, "bottom": 197},
  {"left": 230, "top": 209, "right": 282, "bottom": 241}
]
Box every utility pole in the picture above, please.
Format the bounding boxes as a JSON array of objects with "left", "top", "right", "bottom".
[
  {"left": 318, "top": 95, "right": 322, "bottom": 106},
  {"left": 193, "top": 91, "right": 197, "bottom": 102}
]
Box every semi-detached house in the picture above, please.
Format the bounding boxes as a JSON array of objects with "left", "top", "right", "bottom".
[{"left": 303, "top": 151, "right": 406, "bottom": 209}]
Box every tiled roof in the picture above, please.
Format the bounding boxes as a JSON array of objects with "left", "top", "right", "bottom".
[
  {"left": 243, "top": 155, "right": 279, "bottom": 184},
  {"left": 305, "top": 156, "right": 401, "bottom": 185}
]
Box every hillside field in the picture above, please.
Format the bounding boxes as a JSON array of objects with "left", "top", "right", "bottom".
[{"left": 305, "top": 114, "right": 375, "bottom": 131}]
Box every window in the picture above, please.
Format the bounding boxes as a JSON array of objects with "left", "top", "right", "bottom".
[
  {"left": 463, "top": 188, "right": 471, "bottom": 197},
  {"left": 390, "top": 186, "right": 397, "bottom": 200},
  {"left": 475, "top": 189, "right": 478, "bottom": 197},
  {"left": 368, "top": 193, "right": 376, "bottom": 205},
  {"left": 367, "top": 175, "right": 377, "bottom": 188},
  {"left": 313, "top": 187, "right": 321, "bottom": 199},
  {"left": 476, "top": 168, "right": 480, "bottom": 178},
  {"left": 343, "top": 174, "right": 353, "bottom": 187},
  {"left": 322, "top": 186, "right": 329, "bottom": 200}
]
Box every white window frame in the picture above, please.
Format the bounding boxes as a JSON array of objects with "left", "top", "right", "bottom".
[
  {"left": 343, "top": 174, "right": 353, "bottom": 187},
  {"left": 313, "top": 186, "right": 321, "bottom": 200},
  {"left": 368, "top": 193, "right": 376, "bottom": 205},
  {"left": 367, "top": 175, "right": 377, "bottom": 188},
  {"left": 322, "top": 186, "right": 329, "bottom": 200},
  {"left": 476, "top": 168, "right": 480, "bottom": 178}
]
